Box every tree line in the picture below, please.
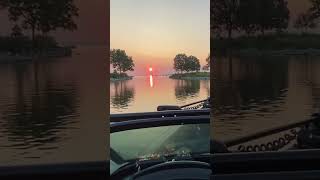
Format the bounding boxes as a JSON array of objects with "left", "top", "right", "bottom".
[
  {"left": 110, "top": 49, "right": 210, "bottom": 75},
  {"left": 110, "top": 49, "right": 135, "bottom": 75},
  {"left": 294, "top": 0, "right": 320, "bottom": 33},
  {"left": 173, "top": 54, "right": 210, "bottom": 73},
  {"left": 211, "top": 0, "right": 320, "bottom": 39},
  {"left": 0, "top": 0, "right": 79, "bottom": 49}
]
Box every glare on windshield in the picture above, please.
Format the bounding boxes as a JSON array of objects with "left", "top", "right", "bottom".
[{"left": 110, "top": 124, "right": 210, "bottom": 162}]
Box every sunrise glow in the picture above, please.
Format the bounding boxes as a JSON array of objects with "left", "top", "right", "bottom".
[{"left": 110, "top": 0, "right": 209, "bottom": 75}]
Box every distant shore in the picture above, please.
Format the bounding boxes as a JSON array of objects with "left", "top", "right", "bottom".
[
  {"left": 169, "top": 72, "right": 210, "bottom": 80},
  {"left": 0, "top": 47, "right": 73, "bottom": 63},
  {"left": 110, "top": 72, "right": 133, "bottom": 81},
  {"left": 212, "top": 33, "right": 320, "bottom": 56},
  {"left": 0, "top": 35, "right": 73, "bottom": 63},
  {"left": 110, "top": 76, "right": 133, "bottom": 81},
  {"left": 224, "top": 48, "right": 320, "bottom": 57}
]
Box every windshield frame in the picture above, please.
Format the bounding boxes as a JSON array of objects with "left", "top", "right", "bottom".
[
  {"left": 111, "top": 115, "right": 209, "bottom": 133},
  {"left": 110, "top": 111, "right": 210, "bottom": 175},
  {"left": 110, "top": 109, "right": 210, "bottom": 122}
]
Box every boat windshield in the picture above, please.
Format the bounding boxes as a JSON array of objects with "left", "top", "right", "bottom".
[{"left": 110, "top": 123, "right": 209, "bottom": 172}]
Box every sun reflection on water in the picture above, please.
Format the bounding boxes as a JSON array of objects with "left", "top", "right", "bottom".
[{"left": 149, "top": 75, "right": 154, "bottom": 88}]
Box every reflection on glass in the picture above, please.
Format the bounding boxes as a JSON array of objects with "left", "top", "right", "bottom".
[{"left": 111, "top": 124, "right": 209, "bottom": 163}]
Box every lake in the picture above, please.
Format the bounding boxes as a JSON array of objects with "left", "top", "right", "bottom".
[
  {"left": 110, "top": 76, "right": 210, "bottom": 114},
  {"left": 212, "top": 55, "right": 320, "bottom": 143},
  {"left": 0, "top": 46, "right": 108, "bottom": 166}
]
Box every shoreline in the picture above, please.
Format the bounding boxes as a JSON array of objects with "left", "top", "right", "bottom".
[
  {"left": 169, "top": 76, "right": 210, "bottom": 80},
  {"left": 212, "top": 33, "right": 320, "bottom": 56},
  {"left": 110, "top": 76, "right": 133, "bottom": 81},
  {"left": 169, "top": 72, "right": 210, "bottom": 80},
  {"left": 109, "top": 75, "right": 210, "bottom": 81},
  {"left": 215, "top": 48, "right": 320, "bottom": 57},
  {"left": 0, "top": 47, "right": 73, "bottom": 63}
]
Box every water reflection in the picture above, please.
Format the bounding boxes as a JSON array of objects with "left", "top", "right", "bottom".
[
  {"left": 0, "top": 46, "right": 107, "bottom": 165},
  {"left": 110, "top": 80, "right": 135, "bottom": 110},
  {"left": 149, "top": 75, "right": 154, "bottom": 88},
  {"left": 174, "top": 80, "right": 201, "bottom": 101},
  {"left": 1, "top": 63, "right": 78, "bottom": 150},
  {"left": 213, "top": 56, "right": 288, "bottom": 114},
  {"left": 213, "top": 55, "right": 320, "bottom": 145},
  {"left": 110, "top": 76, "right": 210, "bottom": 114}
]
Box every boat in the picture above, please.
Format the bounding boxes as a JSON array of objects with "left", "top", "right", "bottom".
[
  {"left": 211, "top": 107, "right": 320, "bottom": 179},
  {"left": 110, "top": 97, "right": 320, "bottom": 179},
  {"left": 213, "top": 113, "right": 320, "bottom": 153},
  {"left": 110, "top": 98, "right": 211, "bottom": 179}
]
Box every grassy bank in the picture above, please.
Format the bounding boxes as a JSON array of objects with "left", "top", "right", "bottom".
[
  {"left": 169, "top": 72, "right": 210, "bottom": 80},
  {"left": 212, "top": 33, "right": 320, "bottom": 56},
  {"left": 110, "top": 72, "right": 133, "bottom": 81}
]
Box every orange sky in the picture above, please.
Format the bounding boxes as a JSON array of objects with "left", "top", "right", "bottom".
[
  {"left": 111, "top": 0, "right": 210, "bottom": 76},
  {"left": 0, "top": 0, "right": 315, "bottom": 75},
  {"left": 111, "top": 0, "right": 314, "bottom": 76}
]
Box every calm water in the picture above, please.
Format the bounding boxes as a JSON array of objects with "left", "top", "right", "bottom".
[
  {"left": 212, "top": 55, "right": 320, "bottom": 142},
  {"left": 110, "top": 76, "right": 210, "bottom": 114},
  {"left": 0, "top": 46, "right": 107, "bottom": 166}
]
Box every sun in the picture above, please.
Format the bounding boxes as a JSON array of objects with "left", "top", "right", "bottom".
[{"left": 149, "top": 67, "right": 153, "bottom": 72}]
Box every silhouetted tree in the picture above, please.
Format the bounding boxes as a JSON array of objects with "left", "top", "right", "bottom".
[
  {"left": 294, "top": 13, "right": 317, "bottom": 33},
  {"left": 211, "top": 23, "right": 223, "bottom": 39},
  {"left": 174, "top": 54, "right": 188, "bottom": 73},
  {"left": 11, "top": 24, "right": 23, "bottom": 37},
  {"left": 292, "top": 0, "right": 320, "bottom": 33},
  {"left": 309, "top": 0, "right": 320, "bottom": 18},
  {"left": 38, "top": 1, "right": 79, "bottom": 34},
  {"left": 173, "top": 54, "right": 201, "bottom": 73},
  {"left": 1, "top": 0, "right": 78, "bottom": 48},
  {"left": 238, "top": 0, "right": 258, "bottom": 36},
  {"left": 211, "top": 0, "right": 289, "bottom": 38},
  {"left": 256, "top": 0, "right": 289, "bottom": 35},
  {"left": 186, "top": 56, "right": 201, "bottom": 72},
  {"left": 211, "top": 0, "right": 240, "bottom": 39},
  {"left": 272, "top": 0, "right": 290, "bottom": 33},
  {"left": 110, "top": 49, "right": 135, "bottom": 74}
]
